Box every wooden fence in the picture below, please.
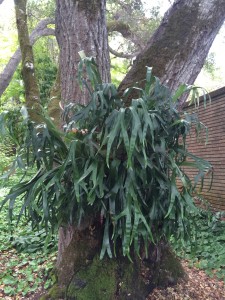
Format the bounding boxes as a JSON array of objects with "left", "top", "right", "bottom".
[{"left": 185, "top": 86, "right": 225, "bottom": 211}]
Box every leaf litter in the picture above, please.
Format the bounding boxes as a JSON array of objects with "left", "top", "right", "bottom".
[
  {"left": 148, "top": 260, "right": 225, "bottom": 300},
  {"left": 1, "top": 248, "right": 225, "bottom": 300}
]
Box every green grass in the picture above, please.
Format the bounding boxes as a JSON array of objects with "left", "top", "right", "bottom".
[
  {"left": 0, "top": 171, "right": 57, "bottom": 298},
  {"left": 171, "top": 209, "right": 225, "bottom": 281}
]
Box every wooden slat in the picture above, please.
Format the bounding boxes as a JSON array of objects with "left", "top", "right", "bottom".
[{"left": 184, "top": 89, "right": 225, "bottom": 211}]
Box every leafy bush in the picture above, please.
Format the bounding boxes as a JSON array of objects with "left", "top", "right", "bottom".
[
  {"left": 0, "top": 107, "right": 29, "bottom": 179},
  {"left": 0, "top": 148, "right": 13, "bottom": 175},
  {"left": 0, "top": 183, "right": 57, "bottom": 297},
  {"left": 171, "top": 209, "right": 225, "bottom": 280},
  {"left": 0, "top": 68, "right": 25, "bottom": 106},
  {"left": 0, "top": 57, "right": 212, "bottom": 259},
  {"left": 35, "top": 56, "right": 57, "bottom": 105},
  {"left": 0, "top": 107, "right": 27, "bottom": 148}
]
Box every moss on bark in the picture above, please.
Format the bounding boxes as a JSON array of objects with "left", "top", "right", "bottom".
[
  {"left": 42, "top": 237, "right": 185, "bottom": 299},
  {"left": 39, "top": 285, "right": 66, "bottom": 300},
  {"left": 67, "top": 257, "right": 117, "bottom": 300},
  {"left": 42, "top": 256, "right": 152, "bottom": 300},
  {"left": 15, "top": 0, "right": 41, "bottom": 123}
]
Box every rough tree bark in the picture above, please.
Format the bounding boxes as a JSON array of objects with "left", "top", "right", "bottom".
[
  {"left": 14, "top": 0, "right": 40, "bottom": 121},
  {"left": 119, "top": 0, "right": 225, "bottom": 105},
  {"left": 55, "top": 0, "right": 111, "bottom": 106},
  {"left": 0, "top": 18, "right": 55, "bottom": 97}
]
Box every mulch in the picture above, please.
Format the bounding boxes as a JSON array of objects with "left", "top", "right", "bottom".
[{"left": 147, "top": 260, "right": 225, "bottom": 300}]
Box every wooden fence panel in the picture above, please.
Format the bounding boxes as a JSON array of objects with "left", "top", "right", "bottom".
[{"left": 185, "top": 87, "right": 225, "bottom": 211}]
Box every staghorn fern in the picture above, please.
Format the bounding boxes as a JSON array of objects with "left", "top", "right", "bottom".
[{"left": 0, "top": 56, "right": 212, "bottom": 259}]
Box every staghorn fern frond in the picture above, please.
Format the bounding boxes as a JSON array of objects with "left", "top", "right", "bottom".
[{"left": 0, "top": 57, "right": 212, "bottom": 259}]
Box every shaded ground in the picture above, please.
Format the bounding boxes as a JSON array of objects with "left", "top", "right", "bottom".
[
  {"left": 1, "top": 258, "right": 225, "bottom": 299},
  {"left": 148, "top": 260, "right": 225, "bottom": 300},
  {"left": 0, "top": 248, "right": 56, "bottom": 300}
]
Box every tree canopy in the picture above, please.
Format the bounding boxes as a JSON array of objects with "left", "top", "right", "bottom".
[{"left": 0, "top": 0, "right": 225, "bottom": 105}]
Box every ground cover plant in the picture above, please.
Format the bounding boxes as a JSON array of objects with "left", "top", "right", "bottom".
[
  {"left": 0, "top": 173, "right": 57, "bottom": 298},
  {"left": 171, "top": 208, "right": 225, "bottom": 281}
]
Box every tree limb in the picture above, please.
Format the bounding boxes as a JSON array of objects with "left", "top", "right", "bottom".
[
  {"left": 107, "top": 20, "right": 144, "bottom": 50},
  {"left": 0, "top": 18, "right": 55, "bottom": 98},
  {"left": 109, "top": 46, "right": 139, "bottom": 59},
  {"left": 14, "top": 0, "right": 41, "bottom": 121},
  {"left": 119, "top": 0, "right": 225, "bottom": 105},
  {"left": 107, "top": 20, "right": 132, "bottom": 39}
]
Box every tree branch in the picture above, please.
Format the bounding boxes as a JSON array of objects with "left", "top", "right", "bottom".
[
  {"left": 107, "top": 20, "right": 132, "bottom": 39},
  {"left": 119, "top": 0, "right": 225, "bottom": 105},
  {"left": 0, "top": 18, "right": 55, "bottom": 98},
  {"left": 108, "top": 19, "right": 144, "bottom": 51},
  {"left": 29, "top": 18, "right": 55, "bottom": 44},
  {"left": 109, "top": 46, "right": 139, "bottom": 59}
]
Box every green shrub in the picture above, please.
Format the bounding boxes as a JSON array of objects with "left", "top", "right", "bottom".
[
  {"left": 171, "top": 209, "right": 225, "bottom": 280},
  {"left": 0, "top": 184, "right": 57, "bottom": 297},
  {"left": 0, "top": 147, "right": 13, "bottom": 175}
]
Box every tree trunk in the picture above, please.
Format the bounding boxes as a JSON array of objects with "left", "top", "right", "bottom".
[
  {"left": 49, "top": 1, "right": 112, "bottom": 281},
  {"left": 14, "top": 0, "right": 40, "bottom": 122},
  {"left": 55, "top": 0, "right": 112, "bottom": 271},
  {"left": 119, "top": 0, "right": 225, "bottom": 105},
  {"left": 43, "top": 222, "right": 184, "bottom": 300},
  {"left": 48, "top": 2, "right": 185, "bottom": 299},
  {"left": 55, "top": 0, "right": 111, "bottom": 106}
]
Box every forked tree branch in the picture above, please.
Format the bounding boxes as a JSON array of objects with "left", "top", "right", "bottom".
[
  {"left": 109, "top": 46, "right": 139, "bottom": 59},
  {"left": 0, "top": 18, "right": 55, "bottom": 97}
]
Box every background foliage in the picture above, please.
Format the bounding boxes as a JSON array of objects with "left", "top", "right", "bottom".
[
  {"left": 0, "top": 174, "right": 57, "bottom": 298},
  {"left": 171, "top": 209, "right": 225, "bottom": 280}
]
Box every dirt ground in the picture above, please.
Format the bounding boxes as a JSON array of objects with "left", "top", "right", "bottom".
[
  {"left": 148, "top": 260, "right": 225, "bottom": 300},
  {"left": 1, "top": 260, "right": 225, "bottom": 300}
]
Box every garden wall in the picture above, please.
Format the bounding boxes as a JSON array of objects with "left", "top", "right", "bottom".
[{"left": 185, "top": 86, "right": 225, "bottom": 211}]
